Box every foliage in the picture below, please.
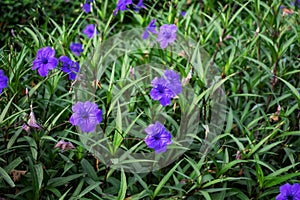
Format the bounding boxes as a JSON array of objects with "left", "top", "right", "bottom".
[{"left": 0, "top": 0, "right": 299, "bottom": 199}]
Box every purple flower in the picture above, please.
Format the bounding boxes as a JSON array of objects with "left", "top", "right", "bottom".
[
  {"left": 83, "top": 24, "right": 98, "bottom": 39},
  {"left": 156, "top": 24, "right": 177, "bottom": 49},
  {"left": 83, "top": 3, "right": 91, "bottom": 13},
  {"left": 150, "top": 77, "right": 175, "bottom": 106},
  {"left": 150, "top": 70, "right": 182, "bottom": 106},
  {"left": 59, "top": 56, "right": 80, "bottom": 80},
  {"left": 133, "top": 0, "right": 145, "bottom": 11},
  {"left": 70, "top": 42, "right": 83, "bottom": 56},
  {"left": 181, "top": 11, "right": 186, "bottom": 17},
  {"left": 54, "top": 140, "right": 75, "bottom": 152},
  {"left": 145, "top": 121, "right": 172, "bottom": 153},
  {"left": 0, "top": 69, "right": 8, "bottom": 94},
  {"left": 142, "top": 19, "right": 158, "bottom": 40},
  {"left": 114, "top": 0, "right": 132, "bottom": 16},
  {"left": 276, "top": 183, "right": 300, "bottom": 200},
  {"left": 32, "top": 47, "right": 58, "bottom": 77},
  {"left": 164, "top": 70, "right": 182, "bottom": 95},
  {"left": 70, "top": 101, "right": 102, "bottom": 133},
  {"left": 82, "top": 0, "right": 94, "bottom": 13}
]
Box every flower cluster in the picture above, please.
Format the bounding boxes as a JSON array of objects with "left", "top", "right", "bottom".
[
  {"left": 150, "top": 70, "right": 182, "bottom": 106},
  {"left": 142, "top": 20, "right": 178, "bottom": 49},
  {"left": 145, "top": 121, "right": 172, "bottom": 153},
  {"left": 0, "top": 69, "right": 8, "bottom": 95},
  {"left": 276, "top": 183, "right": 300, "bottom": 200},
  {"left": 70, "top": 101, "right": 103, "bottom": 133},
  {"left": 114, "top": 0, "right": 145, "bottom": 15},
  {"left": 32, "top": 47, "right": 80, "bottom": 80}
]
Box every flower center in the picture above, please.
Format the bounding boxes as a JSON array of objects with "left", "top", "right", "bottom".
[
  {"left": 81, "top": 112, "right": 89, "bottom": 119},
  {"left": 41, "top": 57, "right": 48, "bottom": 64},
  {"left": 157, "top": 84, "right": 165, "bottom": 94},
  {"left": 163, "top": 31, "right": 171, "bottom": 39},
  {"left": 287, "top": 195, "right": 293, "bottom": 200},
  {"left": 154, "top": 134, "right": 160, "bottom": 140}
]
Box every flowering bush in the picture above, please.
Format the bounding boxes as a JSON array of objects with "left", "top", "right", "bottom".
[{"left": 0, "top": 0, "right": 299, "bottom": 199}]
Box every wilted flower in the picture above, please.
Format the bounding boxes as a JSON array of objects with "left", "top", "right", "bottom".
[
  {"left": 150, "top": 70, "right": 182, "bottom": 106},
  {"left": 142, "top": 19, "right": 158, "bottom": 40},
  {"left": 55, "top": 140, "right": 75, "bottom": 152},
  {"left": 11, "top": 29, "right": 16, "bottom": 37},
  {"left": 32, "top": 47, "right": 58, "bottom": 77},
  {"left": 22, "top": 124, "right": 31, "bottom": 133},
  {"left": 236, "top": 150, "right": 241, "bottom": 160},
  {"left": 28, "top": 104, "right": 42, "bottom": 130},
  {"left": 59, "top": 56, "right": 80, "bottom": 80},
  {"left": 145, "top": 121, "right": 172, "bottom": 153},
  {"left": 156, "top": 24, "right": 177, "bottom": 49},
  {"left": 182, "top": 69, "right": 192, "bottom": 85},
  {"left": 70, "top": 42, "right": 83, "bottom": 56},
  {"left": 70, "top": 101, "right": 102, "bottom": 132},
  {"left": 83, "top": 24, "right": 98, "bottom": 39},
  {"left": 129, "top": 66, "right": 135, "bottom": 78},
  {"left": 276, "top": 183, "right": 300, "bottom": 200},
  {"left": 0, "top": 69, "right": 8, "bottom": 94}
]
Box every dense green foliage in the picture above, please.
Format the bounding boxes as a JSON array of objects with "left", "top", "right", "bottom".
[{"left": 0, "top": 0, "right": 299, "bottom": 199}]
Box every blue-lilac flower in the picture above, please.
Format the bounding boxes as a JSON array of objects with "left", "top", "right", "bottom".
[
  {"left": 181, "top": 11, "right": 186, "bottom": 17},
  {"left": 164, "top": 70, "right": 182, "bottom": 95},
  {"left": 83, "top": 2, "right": 91, "bottom": 13},
  {"left": 83, "top": 0, "right": 94, "bottom": 13},
  {"left": 0, "top": 69, "right": 8, "bottom": 94},
  {"left": 70, "top": 42, "right": 84, "bottom": 56},
  {"left": 145, "top": 121, "right": 172, "bottom": 153},
  {"left": 142, "top": 19, "right": 158, "bottom": 40},
  {"left": 133, "top": 0, "right": 145, "bottom": 11},
  {"left": 156, "top": 24, "right": 177, "bottom": 49},
  {"left": 83, "top": 24, "right": 98, "bottom": 39},
  {"left": 150, "top": 77, "right": 175, "bottom": 106},
  {"left": 150, "top": 70, "right": 182, "bottom": 106},
  {"left": 59, "top": 56, "right": 80, "bottom": 80},
  {"left": 32, "top": 47, "right": 58, "bottom": 77},
  {"left": 114, "top": 0, "right": 133, "bottom": 16},
  {"left": 276, "top": 183, "right": 300, "bottom": 200},
  {"left": 70, "top": 101, "right": 102, "bottom": 133}
]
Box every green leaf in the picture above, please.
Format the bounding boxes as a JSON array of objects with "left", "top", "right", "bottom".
[
  {"left": 117, "top": 169, "right": 127, "bottom": 200},
  {"left": 81, "top": 159, "right": 98, "bottom": 181},
  {"left": 153, "top": 160, "right": 182, "bottom": 198},
  {"left": 0, "top": 167, "right": 15, "bottom": 187}
]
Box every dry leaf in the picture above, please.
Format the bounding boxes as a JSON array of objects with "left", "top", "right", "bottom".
[{"left": 10, "top": 170, "right": 26, "bottom": 182}]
